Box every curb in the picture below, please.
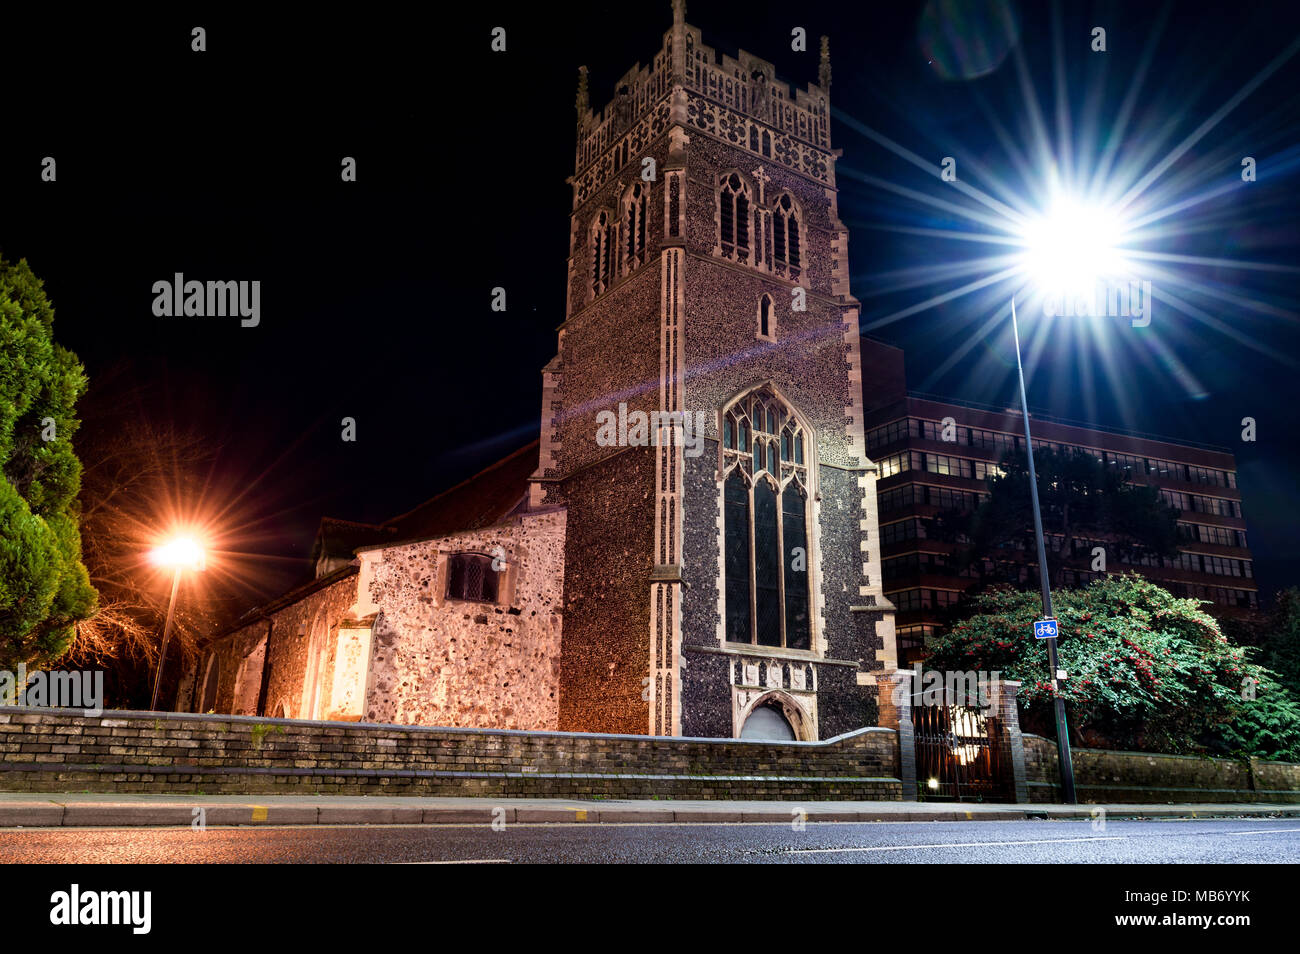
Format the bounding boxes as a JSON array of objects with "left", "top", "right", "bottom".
[{"left": 2, "top": 803, "right": 1299, "bottom": 828}]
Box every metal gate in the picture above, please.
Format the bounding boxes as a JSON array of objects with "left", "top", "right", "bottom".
[{"left": 912, "top": 702, "right": 1010, "bottom": 801}]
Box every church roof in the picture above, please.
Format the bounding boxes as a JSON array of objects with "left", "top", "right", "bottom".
[
  {"left": 378, "top": 439, "right": 540, "bottom": 542},
  {"left": 309, "top": 517, "right": 397, "bottom": 566},
  {"left": 210, "top": 440, "right": 542, "bottom": 640}
]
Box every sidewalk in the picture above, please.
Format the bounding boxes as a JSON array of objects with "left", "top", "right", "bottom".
[{"left": 2, "top": 793, "right": 1298, "bottom": 827}]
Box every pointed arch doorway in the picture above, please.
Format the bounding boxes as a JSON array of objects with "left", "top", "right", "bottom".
[{"left": 737, "top": 690, "right": 813, "bottom": 741}]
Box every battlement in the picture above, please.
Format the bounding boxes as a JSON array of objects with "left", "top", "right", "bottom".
[
  {"left": 680, "top": 27, "right": 831, "bottom": 146},
  {"left": 575, "top": 44, "right": 673, "bottom": 173},
  {"left": 575, "top": 6, "right": 831, "bottom": 175}
]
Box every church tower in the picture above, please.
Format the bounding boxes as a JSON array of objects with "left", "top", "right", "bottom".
[{"left": 532, "top": 2, "right": 897, "bottom": 739}]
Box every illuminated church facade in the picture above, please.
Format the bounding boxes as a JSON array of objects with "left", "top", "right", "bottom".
[{"left": 180, "top": 3, "right": 899, "bottom": 741}]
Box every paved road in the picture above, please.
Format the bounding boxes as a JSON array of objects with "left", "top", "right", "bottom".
[{"left": 3, "top": 818, "right": 1299, "bottom": 863}]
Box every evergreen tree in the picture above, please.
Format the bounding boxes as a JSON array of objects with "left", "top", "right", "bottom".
[
  {"left": 956, "top": 447, "right": 1181, "bottom": 589},
  {"left": 1256, "top": 587, "right": 1300, "bottom": 701},
  {"left": 0, "top": 256, "right": 97, "bottom": 671}
]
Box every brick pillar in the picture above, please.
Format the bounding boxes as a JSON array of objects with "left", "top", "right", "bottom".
[
  {"left": 875, "top": 669, "right": 916, "bottom": 801},
  {"left": 986, "top": 679, "right": 1028, "bottom": 803}
]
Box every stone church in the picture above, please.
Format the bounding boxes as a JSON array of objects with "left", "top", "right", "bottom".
[{"left": 179, "top": 2, "right": 898, "bottom": 741}]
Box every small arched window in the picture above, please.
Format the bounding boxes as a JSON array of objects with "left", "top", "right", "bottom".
[
  {"left": 772, "top": 192, "right": 802, "bottom": 281},
  {"left": 757, "top": 294, "right": 774, "bottom": 340},
  {"left": 446, "top": 552, "right": 498, "bottom": 603},
  {"left": 718, "top": 172, "right": 751, "bottom": 263},
  {"left": 590, "top": 210, "right": 613, "bottom": 297},
  {"left": 622, "top": 183, "right": 649, "bottom": 273}
]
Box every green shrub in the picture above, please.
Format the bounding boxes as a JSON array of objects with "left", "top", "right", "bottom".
[{"left": 923, "top": 574, "right": 1299, "bottom": 759}]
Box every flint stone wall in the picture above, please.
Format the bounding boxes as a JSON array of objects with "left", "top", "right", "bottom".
[{"left": 362, "top": 509, "right": 567, "bottom": 731}]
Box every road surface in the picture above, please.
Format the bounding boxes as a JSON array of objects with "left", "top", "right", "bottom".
[{"left": 3, "top": 818, "right": 1298, "bottom": 863}]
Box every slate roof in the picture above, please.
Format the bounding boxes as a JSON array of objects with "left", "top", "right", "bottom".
[
  {"left": 379, "top": 439, "right": 540, "bottom": 542},
  {"left": 209, "top": 440, "right": 544, "bottom": 642}
]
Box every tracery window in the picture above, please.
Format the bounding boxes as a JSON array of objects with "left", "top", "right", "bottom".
[
  {"left": 622, "top": 182, "right": 649, "bottom": 273},
  {"left": 721, "top": 387, "right": 811, "bottom": 650},
  {"left": 772, "top": 192, "right": 802, "bottom": 281},
  {"left": 718, "top": 172, "right": 751, "bottom": 263},
  {"left": 590, "top": 210, "right": 614, "bottom": 297}
]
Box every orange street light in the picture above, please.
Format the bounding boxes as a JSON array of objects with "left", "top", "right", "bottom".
[{"left": 149, "top": 537, "right": 206, "bottom": 711}]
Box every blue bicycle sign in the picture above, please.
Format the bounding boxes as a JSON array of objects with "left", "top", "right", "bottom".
[{"left": 1033, "top": 618, "right": 1059, "bottom": 639}]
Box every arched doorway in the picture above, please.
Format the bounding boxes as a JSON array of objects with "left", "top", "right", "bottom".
[
  {"left": 738, "top": 690, "right": 811, "bottom": 740},
  {"left": 301, "top": 610, "right": 330, "bottom": 720},
  {"left": 199, "top": 655, "right": 220, "bottom": 713},
  {"left": 740, "top": 704, "right": 796, "bottom": 740}
]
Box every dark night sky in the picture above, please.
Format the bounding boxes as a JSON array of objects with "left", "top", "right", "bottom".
[{"left": 3, "top": 2, "right": 1298, "bottom": 609}]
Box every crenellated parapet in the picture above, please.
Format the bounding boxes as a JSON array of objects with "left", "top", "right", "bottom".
[
  {"left": 573, "top": 7, "right": 834, "bottom": 208},
  {"left": 680, "top": 28, "right": 830, "bottom": 151}
]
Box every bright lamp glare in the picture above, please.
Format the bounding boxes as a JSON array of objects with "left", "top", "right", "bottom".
[
  {"left": 151, "top": 537, "right": 205, "bottom": 571},
  {"left": 1021, "top": 197, "right": 1125, "bottom": 298}
]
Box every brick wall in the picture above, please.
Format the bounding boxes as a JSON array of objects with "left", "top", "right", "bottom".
[
  {"left": 0, "top": 707, "right": 901, "bottom": 800},
  {"left": 1023, "top": 734, "right": 1300, "bottom": 804}
]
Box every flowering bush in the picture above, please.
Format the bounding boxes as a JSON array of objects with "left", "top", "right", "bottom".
[{"left": 922, "top": 574, "right": 1300, "bottom": 759}]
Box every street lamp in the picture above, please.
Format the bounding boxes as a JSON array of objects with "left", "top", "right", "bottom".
[
  {"left": 1008, "top": 190, "right": 1136, "bottom": 804},
  {"left": 1020, "top": 194, "right": 1124, "bottom": 304},
  {"left": 1009, "top": 297, "right": 1077, "bottom": 804},
  {"left": 148, "top": 537, "right": 205, "bottom": 712}
]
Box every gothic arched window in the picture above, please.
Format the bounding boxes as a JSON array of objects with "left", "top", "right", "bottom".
[
  {"left": 757, "top": 294, "right": 774, "bottom": 340},
  {"left": 590, "top": 210, "right": 613, "bottom": 297},
  {"left": 622, "top": 183, "right": 649, "bottom": 273},
  {"left": 721, "top": 386, "right": 812, "bottom": 650},
  {"left": 772, "top": 192, "right": 802, "bottom": 281},
  {"left": 718, "top": 172, "right": 751, "bottom": 263}
]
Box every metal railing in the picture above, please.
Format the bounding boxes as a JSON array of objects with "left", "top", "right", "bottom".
[{"left": 912, "top": 699, "right": 1010, "bottom": 802}]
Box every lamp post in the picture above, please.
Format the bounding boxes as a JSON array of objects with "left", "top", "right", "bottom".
[
  {"left": 148, "top": 538, "right": 205, "bottom": 712},
  {"left": 1010, "top": 297, "right": 1077, "bottom": 804}
]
